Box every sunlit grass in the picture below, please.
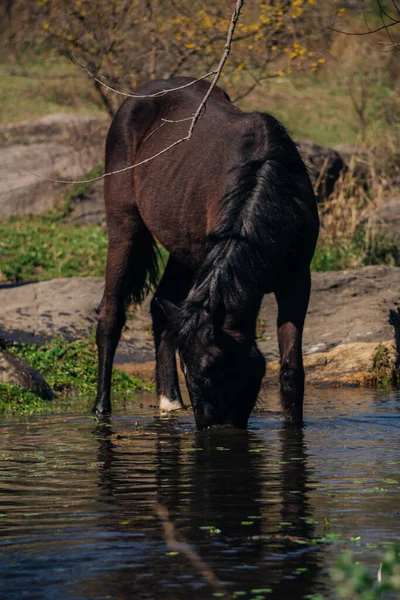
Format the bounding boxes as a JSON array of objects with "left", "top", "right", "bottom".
[
  {"left": 0, "top": 57, "right": 104, "bottom": 124},
  {"left": 0, "top": 212, "right": 108, "bottom": 283},
  {"left": 0, "top": 336, "right": 150, "bottom": 415}
]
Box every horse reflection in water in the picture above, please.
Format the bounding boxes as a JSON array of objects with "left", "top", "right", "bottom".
[
  {"left": 93, "top": 77, "right": 319, "bottom": 428},
  {"left": 71, "top": 421, "right": 321, "bottom": 600}
]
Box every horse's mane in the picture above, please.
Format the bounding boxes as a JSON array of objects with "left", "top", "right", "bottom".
[{"left": 173, "top": 115, "right": 310, "bottom": 345}]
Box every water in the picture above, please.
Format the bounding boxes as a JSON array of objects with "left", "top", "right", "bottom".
[{"left": 0, "top": 388, "right": 399, "bottom": 600}]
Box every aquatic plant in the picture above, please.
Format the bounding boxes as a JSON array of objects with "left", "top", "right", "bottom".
[
  {"left": 0, "top": 336, "right": 149, "bottom": 415},
  {"left": 332, "top": 544, "right": 400, "bottom": 600}
]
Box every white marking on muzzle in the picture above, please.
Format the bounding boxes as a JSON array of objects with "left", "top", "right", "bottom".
[{"left": 159, "top": 395, "right": 182, "bottom": 412}]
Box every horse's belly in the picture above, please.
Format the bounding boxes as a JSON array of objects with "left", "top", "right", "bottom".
[
  {"left": 133, "top": 129, "right": 230, "bottom": 266},
  {"left": 136, "top": 175, "right": 211, "bottom": 268}
]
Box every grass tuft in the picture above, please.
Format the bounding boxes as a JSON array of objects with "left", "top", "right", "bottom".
[
  {"left": 0, "top": 336, "right": 150, "bottom": 415},
  {"left": 311, "top": 158, "right": 400, "bottom": 272}
]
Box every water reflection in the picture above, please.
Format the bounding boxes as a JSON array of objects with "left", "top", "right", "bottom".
[
  {"left": 74, "top": 422, "right": 321, "bottom": 599},
  {"left": 1, "top": 390, "right": 399, "bottom": 600}
]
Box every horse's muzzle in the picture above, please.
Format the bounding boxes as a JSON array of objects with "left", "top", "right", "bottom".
[{"left": 193, "top": 401, "right": 248, "bottom": 430}]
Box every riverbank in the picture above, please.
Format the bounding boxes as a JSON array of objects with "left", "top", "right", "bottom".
[{"left": 1, "top": 267, "right": 399, "bottom": 412}]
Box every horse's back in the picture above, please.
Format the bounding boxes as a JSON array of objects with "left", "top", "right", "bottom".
[{"left": 105, "top": 78, "right": 316, "bottom": 267}]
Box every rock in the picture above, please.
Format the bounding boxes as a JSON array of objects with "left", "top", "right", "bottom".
[
  {"left": 367, "top": 195, "right": 400, "bottom": 238},
  {"left": 0, "top": 348, "right": 55, "bottom": 400},
  {"left": 0, "top": 277, "right": 155, "bottom": 364},
  {"left": 265, "top": 341, "right": 397, "bottom": 386},
  {"left": 0, "top": 278, "right": 103, "bottom": 344},
  {"left": 0, "top": 266, "right": 399, "bottom": 386},
  {"left": 67, "top": 179, "right": 105, "bottom": 225},
  {"left": 297, "top": 139, "right": 346, "bottom": 201},
  {"left": 0, "top": 114, "right": 108, "bottom": 219}
]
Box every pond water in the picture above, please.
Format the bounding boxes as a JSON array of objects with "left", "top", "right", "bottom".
[{"left": 0, "top": 388, "right": 399, "bottom": 600}]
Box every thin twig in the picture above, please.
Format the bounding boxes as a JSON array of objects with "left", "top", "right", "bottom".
[
  {"left": 155, "top": 502, "right": 224, "bottom": 591},
  {"left": 329, "top": 20, "right": 399, "bottom": 36},
  {"left": 72, "top": 55, "right": 217, "bottom": 99},
  {"left": 185, "top": 0, "right": 243, "bottom": 139},
  {"left": 28, "top": 0, "right": 244, "bottom": 186}
]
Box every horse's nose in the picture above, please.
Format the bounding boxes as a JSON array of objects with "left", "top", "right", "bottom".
[{"left": 194, "top": 402, "right": 222, "bottom": 430}]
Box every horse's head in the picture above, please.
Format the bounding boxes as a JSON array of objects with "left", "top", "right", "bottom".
[{"left": 160, "top": 299, "right": 266, "bottom": 430}]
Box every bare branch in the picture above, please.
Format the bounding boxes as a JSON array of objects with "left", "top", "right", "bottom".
[
  {"left": 186, "top": 0, "right": 244, "bottom": 139},
  {"left": 330, "top": 20, "right": 399, "bottom": 35},
  {"left": 28, "top": 0, "right": 244, "bottom": 186},
  {"left": 71, "top": 56, "right": 218, "bottom": 99},
  {"left": 155, "top": 503, "right": 224, "bottom": 592}
]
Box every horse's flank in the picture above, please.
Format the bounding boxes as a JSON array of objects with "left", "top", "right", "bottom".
[{"left": 94, "top": 77, "right": 319, "bottom": 429}]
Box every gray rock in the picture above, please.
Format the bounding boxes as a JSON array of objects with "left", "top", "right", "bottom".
[
  {"left": 0, "top": 267, "right": 399, "bottom": 373},
  {"left": 0, "top": 114, "right": 108, "bottom": 219},
  {"left": 0, "top": 348, "right": 55, "bottom": 400},
  {"left": 0, "top": 277, "right": 103, "bottom": 344},
  {"left": 67, "top": 179, "right": 105, "bottom": 225},
  {"left": 0, "top": 277, "right": 155, "bottom": 364},
  {"left": 368, "top": 195, "right": 400, "bottom": 238},
  {"left": 297, "top": 139, "right": 346, "bottom": 201}
]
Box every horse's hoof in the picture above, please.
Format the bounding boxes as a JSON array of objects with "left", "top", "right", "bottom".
[
  {"left": 159, "top": 395, "right": 184, "bottom": 412},
  {"left": 92, "top": 406, "right": 112, "bottom": 421},
  {"left": 284, "top": 416, "right": 303, "bottom": 428}
]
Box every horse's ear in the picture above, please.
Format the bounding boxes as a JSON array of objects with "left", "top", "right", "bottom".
[{"left": 155, "top": 298, "right": 178, "bottom": 321}]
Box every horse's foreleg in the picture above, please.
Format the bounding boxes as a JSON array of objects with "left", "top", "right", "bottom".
[
  {"left": 274, "top": 267, "right": 311, "bottom": 425},
  {"left": 150, "top": 258, "right": 192, "bottom": 412}
]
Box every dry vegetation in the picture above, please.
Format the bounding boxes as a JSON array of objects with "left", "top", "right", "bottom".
[
  {"left": 1, "top": 0, "right": 330, "bottom": 115},
  {"left": 0, "top": 1, "right": 399, "bottom": 273},
  {"left": 312, "top": 158, "right": 399, "bottom": 271}
]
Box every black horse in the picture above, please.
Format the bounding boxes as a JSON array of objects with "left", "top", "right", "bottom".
[{"left": 93, "top": 77, "right": 319, "bottom": 429}]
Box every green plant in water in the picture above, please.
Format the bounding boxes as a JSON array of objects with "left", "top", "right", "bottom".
[
  {"left": 0, "top": 385, "right": 55, "bottom": 415},
  {"left": 256, "top": 317, "right": 267, "bottom": 342},
  {"left": 13, "top": 337, "right": 147, "bottom": 395},
  {"left": 0, "top": 337, "right": 150, "bottom": 415},
  {"left": 332, "top": 544, "right": 400, "bottom": 600},
  {"left": 371, "top": 344, "right": 398, "bottom": 387}
]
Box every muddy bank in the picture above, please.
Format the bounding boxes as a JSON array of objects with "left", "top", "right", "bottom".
[{"left": 0, "top": 265, "right": 398, "bottom": 386}]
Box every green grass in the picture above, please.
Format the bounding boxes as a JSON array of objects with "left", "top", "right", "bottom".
[
  {"left": 1, "top": 207, "right": 398, "bottom": 285},
  {"left": 0, "top": 55, "right": 392, "bottom": 149},
  {"left": 0, "top": 212, "right": 107, "bottom": 283},
  {"left": 0, "top": 336, "right": 150, "bottom": 415},
  {"left": 311, "top": 229, "right": 400, "bottom": 272},
  {"left": 332, "top": 543, "right": 400, "bottom": 600},
  {"left": 0, "top": 385, "right": 56, "bottom": 415},
  {"left": 0, "top": 57, "right": 104, "bottom": 124},
  {"left": 239, "top": 73, "right": 357, "bottom": 147},
  {"left": 239, "top": 72, "right": 396, "bottom": 149}
]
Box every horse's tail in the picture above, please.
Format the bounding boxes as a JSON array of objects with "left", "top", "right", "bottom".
[
  {"left": 125, "top": 221, "right": 161, "bottom": 307},
  {"left": 104, "top": 98, "right": 161, "bottom": 307}
]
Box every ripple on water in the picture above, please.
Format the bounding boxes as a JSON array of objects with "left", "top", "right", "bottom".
[{"left": 0, "top": 388, "right": 399, "bottom": 600}]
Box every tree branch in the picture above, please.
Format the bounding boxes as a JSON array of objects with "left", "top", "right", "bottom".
[
  {"left": 29, "top": 0, "right": 245, "bottom": 186},
  {"left": 155, "top": 503, "right": 224, "bottom": 592}
]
